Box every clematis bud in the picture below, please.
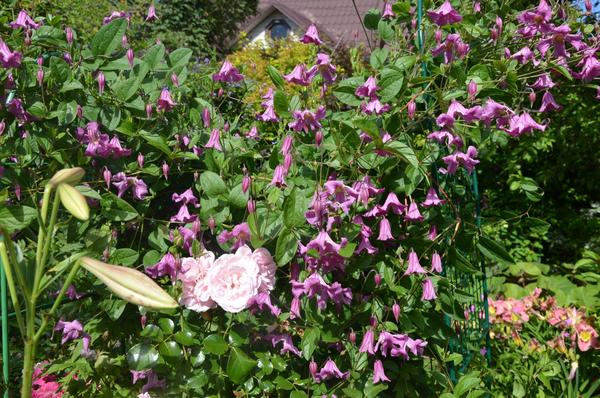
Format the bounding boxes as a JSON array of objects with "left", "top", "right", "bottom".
[
  {"left": 411, "top": 18, "right": 417, "bottom": 30},
  {"left": 15, "top": 185, "right": 21, "bottom": 201},
  {"left": 24, "top": 32, "right": 31, "bottom": 46},
  {"left": 435, "top": 29, "right": 442, "bottom": 44},
  {"left": 586, "top": 0, "right": 592, "bottom": 13},
  {"left": 121, "top": 35, "right": 128, "bottom": 48},
  {"left": 97, "top": 71, "right": 105, "bottom": 94},
  {"left": 407, "top": 100, "right": 416, "bottom": 120},
  {"left": 63, "top": 52, "right": 72, "bottom": 64},
  {"left": 127, "top": 48, "right": 134, "bottom": 67},
  {"left": 217, "top": 88, "right": 224, "bottom": 97},
  {"left": 529, "top": 91, "right": 537, "bottom": 106},
  {"left": 103, "top": 167, "right": 111, "bottom": 189},
  {"left": 309, "top": 360, "right": 318, "bottom": 380},
  {"left": 490, "top": 28, "right": 498, "bottom": 42},
  {"left": 247, "top": 199, "right": 256, "bottom": 214},
  {"left": 315, "top": 130, "right": 323, "bottom": 147},
  {"left": 146, "top": 3, "right": 158, "bottom": 22},
  {"left": 37, "top": 68, "right": 44, "bottom": 86},
  {"left": 392, "top": 303, "right": 400, "bottom": 322},
  {"left": 137, "top": 153, "right": 145, "bottom": 168},
  {"left": 162, "top": 162, "right": 169, "bottom": 180},
  {"left": 370, "top": 316, "right": 378, "bottom": 328},
  {"left": 76, "top": 105, "right": 83, "bottom": 119},
  {"left": 202, "top": 108, "right": 211, "bottom": 128},
  {"left": 495, "top": 16, "right": 503, "bottom": 37},
  {"left": 467, "top": 80, "right": 477, "bottom": 100},
  {"left": 65, "top": 27, "right": 73, "bottom": 44},
  {"left": 374, "top": 273, "right": 381, "bottom": 287},
  {"left": 223, "top": 122, "right": 230, "bottom": 132},
  {"left": 171, "top": 73, "right": 179, "bottom": 87},
  {"left": 208, "top": 217, "right": 216, "bottom": 233},
  {"left": 349, "top": 330, "right": 356, "bottom": 344},
  {"left": 473, "top": 2, "right": 481, "bottom": 13},
  {"left": 0, "top": 120, "right": 5, "bottom": 135},
  {"left": 145, "top": 104, "right": 153, "bottom": 118},
  {"left": 37, "top": 57, "right": 43, "bottom": 67},
  {"left": 242, "top": 174, "right": 251, "bottom": 193}
]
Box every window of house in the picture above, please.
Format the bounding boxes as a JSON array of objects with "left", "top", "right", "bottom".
[{"left": 268, "top": 19, "right": 291, "bottom": 40}]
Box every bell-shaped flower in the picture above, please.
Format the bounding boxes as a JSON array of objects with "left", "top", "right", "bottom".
[
  {"left": 427, "top": 1, "right": 463, "bottom": 26},
  {"left": 0, "top": 39, "right": 22, "bottom": 68},
  {"left": 157, "top": 87, "right": 176, "bottom": 112},
  {"left": 373, "top": 360, "right": 390, "bottom": 383},
  {"left": 300, "top": 24, "right": 323, "bottom": 45},
  {"left": 355, "top": 76, "right": 380, "bottom": 98},
  {"left": 405, "top": 250, "right": 426, "bottom": 275},
  {"left": 538, "top": 91, "right": 561, "bottom": 113},
  {"left": 422, "top": 278, "right": 437, "bottom": 301},
  {"left": 205, "top": 128, "right": 222, "bottom": 151},
  {"left": 422, "top": 187, "right": 444, "bottom": 207},
  {"left": 431, "top": 252, "right": 443, "bottom": 273},
  {"left": 10, "top": 10, "right": 41, "bottom": 30},
  {"left": 212, "top": 60, "right": 244, "bottom": 83},
  {"left": 284, "top": 64, "right": 316, "bottom": 86}
]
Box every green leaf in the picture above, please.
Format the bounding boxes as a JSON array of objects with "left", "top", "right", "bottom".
[
  {"left": 370, "top": 48, "right": 389, "bottom": 69},
  {"left": 90, "top": 18, "right": 128, "bottom": 56},
  {"left": 101, "top": 193, "right": 139, "bottom": 221},
  {"left": 383, "top": 140, "right": 419, "bottom": 169},
  {"left": 158, "top": 318, "right": 175, "bottom": 334},
  {"left": 267, "top": 65, "right": 285, "bottom": 90},
  {"left": 168, "top": 48, "right": 192, "bottom": 69},
  {"left": 454, "top": 374, "right": 481, "bottom": 396},
  {"left": 140, "top": 324, "right": 163, "bottom": 340},
  {"left": 364, "top": 9, "right": 381, "bottom": 30},
  {"left": 394, "top": 55, "right": 417, "bottom": 71},
  {"left": 228, "top": 184, "right": 249, "bottom": 208},
  {"left": 127, "top": 343, "right": 159, "bottom": 370},
  {"left": 174, "top": 330, "right": 196, "bottom": 346},
  {"left": 0, "top": 206, "right": 36, "bottom": 234},
  {"left": 275, "top": 228, "right": 298, "bottom": 266},
  {"left": 333, "top": 77, "right": 363, "bottom": 106},
  {"left": 365, "top": 382, "right": 388, "bottom": 397},
  {"left": 290, "top": 392, "right": 308, "bottom": 398},
  {"left": 226, "top": 347, "right": 256, "bottom": 384},
  {"left": 140, "top": 131, "right": 172, "bottom": 155},
  {"left": 110, "top": 248, "right": 139, "bottom": 266},
  {"left": 203, "top": 334, "right": 228, "bottom": 355},
  {"left": 301, "top": 327, "right": 320, "bottom": 360},
  {"left": 159, "top": 341, "right": 182, "bottom": 360},
  {"left": 143, "top": 43, "right": 166, "bottom": 69},
  {"left": 283, "top": 188, "right": 308, "bottom": 228},
  {"left": 200, "top": 171, "right": 228, "bottom": 198},
  {"left": 379, "top": 69, "right": 404, "bottom": 102},
  {"left": 477, "top": 235, "right": 514, "bottom": 264},
  {"left": 273, "top": 90, "right": 289, "bottom": 116},
  {"left": 377, "top": 20, "right": 395, "bottom": 42}
]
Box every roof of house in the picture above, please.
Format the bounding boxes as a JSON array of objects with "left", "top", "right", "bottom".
[{"left": 242, "top": 0, "right": 385, "bottom": 48}]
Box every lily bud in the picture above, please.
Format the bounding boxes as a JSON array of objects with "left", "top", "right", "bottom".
[
  {"left": 97, "top": 71, "right": 105, "bottom": 94},
  {"left": 65, "top": 27, "right": 73, "bottom": 44},
  {"left": 242, "top": 174, "right": 251, "bottom": 193},
  {"left": 127, "top": 48, "right": 134, "bottom": 67},
  {"left": 80, "top": 256, "right": 178, "bottom": 309},
  {"left": 392, "top": 303, "right": 401, "bottom": 322},
  {"left": 103, "top": 167, "right": 112, "bottom": 189},
  {"left": 49, "top": 167, "right": 86, "bottom": 188},
  {"left": 467, "top": 80, "right": 477, "bottom": 100},
  {"left": 57, "top": 183, "right": 90, "bottom": 221}
]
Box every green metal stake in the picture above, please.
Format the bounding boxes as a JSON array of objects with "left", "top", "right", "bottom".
[{"left": 0, "top": 233, "right": 8, "bottom": 398}]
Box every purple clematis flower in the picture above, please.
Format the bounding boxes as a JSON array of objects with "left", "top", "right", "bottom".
[
  {"left": 431, "top": 252, "right": 443, "bottom": 273},
  {"left": 54, "top": 319, "right": 83, "bottom": 344},
  {"left": 503, "top": 113, "right": 546, "bottom": 136},
  {"left": 432, "top": 33, "right": 469, "bottom": 64},
  {"left": 212, "top": 60, "right": 244, "bottom": 83},
  {"left": 382, "top": 2, "right": 395, "bottom": 19},
  {"left": 427, "top": 1, "right": 463, "bottom": 26},
  {"left": 288, "top": 106, "right": 326, "bottom": 132},
  {"left": 284, "top": 64, "right": 316, "bottom": 86},
  {"left": 0, "top": 39, "right": 23, "bottom": 68},
  {"left": 146, "top": 4, "right": 158, "bottom": 22},
  {"left": 422, "top": 278, "right": 437, "bottom": 301},
  {"left": 537, "top": 25, "right": 587, "bottom": 59},
  {"left": 300, "top": 24, "right": 323, "bottom": 45},
  {"left": 10, "top": 10, "right": 41, "bottom": 30},
  {"left": 265, "top": 334, "right": 301, "bottom": 356},
  {"left": 103, "top": 11, "right": 130, "bottom": 25},
  {"left": 217, "top": 222, "right": 251, "bottom": 251},
  {"left": 146, "top": 252, "right": 178, "bottom": 280},
  {"left": 355, "top": 76, "right": 380, "bottom": 98},
  {"left": 373, "top": 359, "right": 391, "bottom": 383},
  {"left": 310, "top": 53, "right": 337, "bottom": 84},
  {"left": 405, "top": 250, "right": 426, "bottom": 275},
  {"left": 111, "top": 172, "right": 148, "bottom": 200},
  {"left": 157, "top": 87, "right": 176, "bottom": 112},
  {"left": 574, "top": 48, "right": 600, "bottom": 82},
  {"left": 205, "top": 128, "right": 222, "bottom": 151},
  {"left": 539, "top": 91, "right": 561, "bottom": 113},
  {"left": 517, "top": 0, "right": 552, "bottom": 37},
  {"left": 361, "top": 98, "right": 391, "bottom": 115},
  {"left": 422, "top": 187, "right": 444, "bottom": 207},
  {"left": 359, "top": 328, "right": 376, "bottom": 354},
  {"left": 315, "top": 359, "right": 349, "bottom": 383}
]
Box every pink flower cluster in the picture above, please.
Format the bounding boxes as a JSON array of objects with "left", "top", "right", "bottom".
[
  {"left": 177, "top": 245, "right": 276, "bottom": 313},
  {"left": 490, "top": 288, "right": 600, "bottom": 352},
  {"left": 32, "top": 362, "right": 63, "bottom": 398}
]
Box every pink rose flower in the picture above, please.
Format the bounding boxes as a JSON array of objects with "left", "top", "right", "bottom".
[
  {"left": 207, "top": 246, "right": 261, "bottom": 312},
  {"left": 178, "top": 253, "right": 217, "bottom": 312},
  {"left": 251, "top": 247, "right": 277, "bottom": 292}
]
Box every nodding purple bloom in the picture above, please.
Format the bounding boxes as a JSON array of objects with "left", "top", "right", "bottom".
[
  {"left": 517, "top": 0, "right": 552, "bottom": 37},
  {"left": 432, "top": 33, "right": 469, "bottom": 64},
  {"left": 467, "top": 80, "right": 477, "bottom": 100},
  {"left": 431, "top": 252, "right": 443, "bottom": 273},
  {"left": 362, "top": 98, "right": 391, "bottom": 115},
  {"left": 381, "top": 192, "right": 406, "bottom": 215},
  {"left": 146, "top": 3, "right": 158, "bottom": 22},
  {"left": 405, "top": 202, "right": 424, "bottom": 222},
  {"left": 529, "top": 73, "right": 555, "bottom": 90},
  {"left": 442, "top": 146, "right": 480, "bottom": 174},
  {"left": 428, "top": 225, "right": 438, "bottom": 241},
  {"left": 202, "top": 107, "right": 211, "bottom": 128},
  {"left": 257, "top": 105, "right": 279, "bottom": 122},
  {"left": 97, "top": 71, "right": 105, "bottom": 94},
  {"left": 54, "top": 319, "right": 84, "bottom": 344},
  {"left": 10, "top": 10, "right": 41, "bottom": 30},
  {"left": 422, "top": 187, "right": 444, "bottom": 207},
  {"left": 0, "top": 39, "right": 23, "bottom": 68},
  {"left": 284, "top": 64, "right": 316, "bottom": 86},
  {"left": 281, "top": 134, "right": 294, "bottom": 155},
  {"left": 427, "top": 130, "right": 464, "bottom": 148},
  {"left": 574, "top": 48, "right": 600, "bottom": 82},
  {"left": 127, "top": 48, "right": 134, "bottom": 67},
  {"left": 65, "top": 27, "right": 74, "bottom": 44},
  {"left": 310, "top": 53, "right": 337, "bottom": 84},
  {"left": 265, "top": 334, "right": 301, "bottom": 356},
  {"left": 247, "top": 292, "right": 280, "bottom": 316},
  {"left": 355, "top": 77, "right": 380, "bottom": 98},
  {"left": 511, "top": 47, "right": 539, "bottom": 66},
  {"left": 7, "top": 98, "right": 33, "bottom": 123},
  {"left": 405, "top": 250, "right": 426, "bottom": 275},
  {"left": 373, "top": 359, "right": 390, "bottom": 383},
  {"left": 289, "top": 106, "right": 326, "bottom": 132},
  {"left": 0, "top": 120, "right": 5, "bottom": 136},
  {"left": 76, "top": 122, "right": 131, "bottom": 158},
  {"left": 300, "top": 24, "right": 323, "bottom": 45},
  {"left": 503, "top": 113, "right": 546, "bottom": 137},
  {"left": 217, "top": 223, "right": 250, "bottom": 251},
  {"left": 102, "top": 167, "right": 112, "bottom": 189},
  {"left": 422, "top": 278, "right": 437, "bottom": 301},
  {"left": 212, "top": 60, "right": 244, "bottom": 83},
  {"left": 157, "top": 88, "right": 176, "bottom": 112},
  {"left": 378, "top": 217, "right": 394, "bottom": 241},
  {"left": 173, "top": 188, "right": 199, "bottom": 207},
  {"left": 315, "top": 359, "right": 349, "bottom": 383},
  {"left": 538, "top": 25, "right": 586, "bottom": 59},
  {"left": 103, "top": 11, "right": 130, "bottom": 25},
  {"left": 427, "top": 1, "right": 463, "bottom": 26},
  {"left": 481, "top": 98, "right": 515, "bottom": 127},
  {"left": 359, "top": 328, "right": 376, "bottom": 354},
  {"left": 382, "top": 2, "right": 395, "bottom": 19},
  {"left": 37, "top": 67, "right": 44, "bottom": 85},
  {"left": 353, "top": 176, "right": 384, "bottom": 207},
  {"left": 375, "top": 331, "right": 428, "bottom": 359},
  {"left": 242, "top": 174, "right": 251, "bottom": 194},
  {"left": 205, "top": 128, "right": 222, "bottom": 151},
  {"left": 246, "top": 125, "right": 260, "bottom": 140},
  {"left": 146, "top": 252, "right": 178, "bottom": 280},
  {"left": 270, "top": 165, "right": 287, "bottom": 187},
  {"left": 407, "top": 100, "right": 417, "bottom": 119},
  {"left": 539, "top": 91, "right": 561, "bottom": 113},
  {"left": 112, "top": 172, "right": 148, "bottom": 200}
]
